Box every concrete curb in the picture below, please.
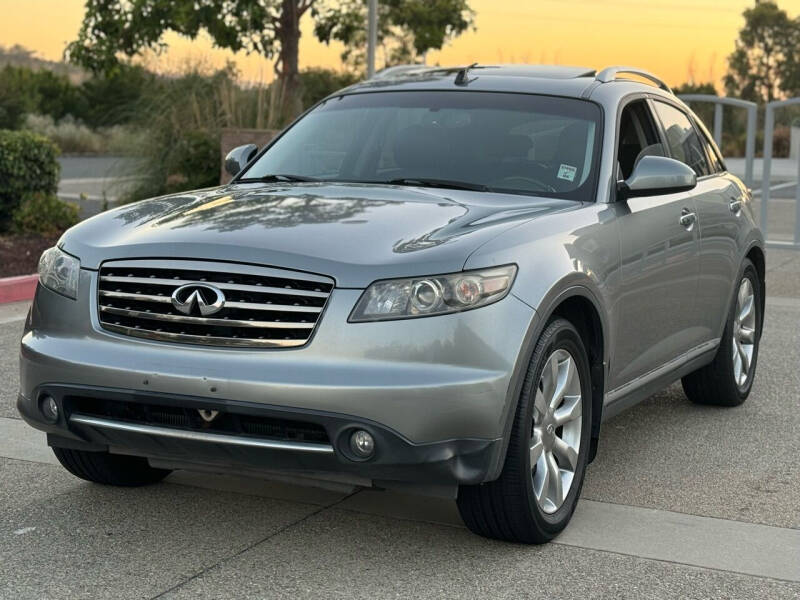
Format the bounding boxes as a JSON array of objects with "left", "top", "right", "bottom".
[{"left": 0, "top": 274, "right": 38, "bottom": 304}]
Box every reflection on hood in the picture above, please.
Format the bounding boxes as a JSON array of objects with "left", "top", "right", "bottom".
[{"left": 63, "top": 182, "right": 578, "bottom": 286}]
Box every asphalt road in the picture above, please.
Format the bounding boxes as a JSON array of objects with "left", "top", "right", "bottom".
[
  {"left": 1, "top": 251, "right": 799, "bottom": 599},
  {"left": 57, "top": 156, "right": 140, "bottom": 219}
]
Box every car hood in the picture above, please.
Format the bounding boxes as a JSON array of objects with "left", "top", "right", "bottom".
[{"left": 62, "top": 182, "right": 577, "bottom": 287}]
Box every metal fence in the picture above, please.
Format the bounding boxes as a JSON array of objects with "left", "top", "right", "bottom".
[
  {"left": 760, "top": 98, "right": 800, "bottom": 250},
  {"left": 679, "top": 94, "right": 800, "bottom": 250}
]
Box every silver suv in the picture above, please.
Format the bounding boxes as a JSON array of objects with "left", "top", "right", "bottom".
[{"left": 19, "top": 65, "right": 764, "bottom": 543}]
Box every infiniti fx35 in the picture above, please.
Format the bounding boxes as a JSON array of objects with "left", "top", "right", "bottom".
[{"left": 19, "top": 65, "right": 765, "bottom": 543}]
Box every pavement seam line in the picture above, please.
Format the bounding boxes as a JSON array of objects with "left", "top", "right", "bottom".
[
  {"left": 147, "top": 489, "right": 363, "bottom": 600},
  {"left": 549, "top": 539, "right": 800, "bottom": 585},
  {"left": 579, "top": 494, "right": 800, "bottom": 532},
  {"left": 279, "top": 504, "right": 800, "bottom": 585},
  {"left": 0, "top": 454, "right": 57, "bottom": 467}
]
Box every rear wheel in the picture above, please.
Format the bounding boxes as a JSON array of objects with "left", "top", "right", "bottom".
[
  {"left": 457, "top": 317, "right": 592, "bottom": 543},
  {"left": 52, "top": 447, "right": 171, "bottom": 486},
  {"left": 682, "top": 259, "right": 762, "bottom": 406}
]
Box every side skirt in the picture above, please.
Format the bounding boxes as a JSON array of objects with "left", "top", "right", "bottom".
[{"left": 602, "top": 339, "right": 720, "bottom": 422}]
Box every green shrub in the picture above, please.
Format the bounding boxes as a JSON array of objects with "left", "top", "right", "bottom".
[
  {"left": 11, "top": 192, "right": 79, "bottom": 237},
  {"left": 23, "top": 113, "right": 144, "bottom": 155},
  {"left": 170, "top": 129, "right": 220, "bottom": 192},
  {"left": 772, "top": 126, "right": 791, "bottom": 159},
  {"left": 80, "top": 64, "right": 154, "bottom": 128},
  {"left": 121, "top": 65, "right": 237, "bottom": 202},
  {"left": 119, "top": 64, "right": 359, "bottom": 203},
  {"left": 24, "top": 114, "right": 103, "bottom": 153},
  {"left": 29, "top": 68, "right": 87, "bottom": 122},
  {"left": 0, "top": 130, "right": 60, "bottom": 230},
  {"left": 125, "top": 128, "right": 220, "bottom": 202}
]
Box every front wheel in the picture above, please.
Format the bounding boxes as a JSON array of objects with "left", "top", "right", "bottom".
[
  {"left": 457, "top": 317, "right": 592, "bottom": 543},
  {"left": 52, "top": 447, "right": 171, "bottom": 486},
  {"left": 682, "top": 258, "right": 762, "bottom": 406}
]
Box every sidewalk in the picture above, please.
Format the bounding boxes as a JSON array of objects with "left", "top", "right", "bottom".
[{"left": 727, "top": 157, "right": 799, "bottom": 183}]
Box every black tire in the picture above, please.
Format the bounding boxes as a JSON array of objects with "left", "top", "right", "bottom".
[
  {"left": 457, "top": 317, "right": 592, "bottom": 544},
  {"left": 52, "top": 447, "right": 171, "bottom": 486},
  {"left": 682, "top": 259, "right": 762, "bottom": 407}
]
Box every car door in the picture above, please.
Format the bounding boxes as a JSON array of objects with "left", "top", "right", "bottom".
[
  {"left": 689, "top": 114, "right": 746, "bottom": 341},
  {"left": 610, "top": 99, "right": 702, "bottom": 389}
]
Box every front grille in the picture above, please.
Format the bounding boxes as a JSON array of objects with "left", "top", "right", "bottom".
[
  {"left": 67, "top": 396, "right": 330, "bottom": 445},
  {"left": 97, "top": 259, "right": 334, "bottom": 348}
]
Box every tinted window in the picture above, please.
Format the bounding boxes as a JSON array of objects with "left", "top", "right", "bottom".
[
  {"left": 653, "top": 101, "right": 711, "bottom": 176},
  {"left": 617, "top": 100, "right": 665, "bottom": 179},
  {"left": 241, "top": 91, "right": 603, "bottom": 201},
  {"left": 693, "top": 117, "right": 726, "bottom": 173}
]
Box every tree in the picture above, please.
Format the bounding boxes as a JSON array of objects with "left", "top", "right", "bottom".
[
  {"left": 724, "top": 1, "right": 800, "bottom": 103},
  {"left": 67, "top": 0, "right": 475, "bottom": 126},
  {"left": 673, "top": 81, "right": 718, "bottom": 129},
  {"left": 313, "top": 0, "right": 474, "bottom": 70},
  {"left": 298, "top": 67, "right": 358, "bottom": 106},
  {"left": 66, "top": 0, "right": 315, "bottom": 126},
  {"left": 79, "top": 64, "right": 155, "bottom": 127},
  {"left": 0, "top": 66, "right": 39, "bottom": 129}
]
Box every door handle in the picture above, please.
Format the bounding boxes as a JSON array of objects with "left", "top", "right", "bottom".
[
  {"left": 729, "top": 198, "right": 743, "bottom": 214},
  {"left": 679, "top": 208, "right": 697, "bottom": 230}
]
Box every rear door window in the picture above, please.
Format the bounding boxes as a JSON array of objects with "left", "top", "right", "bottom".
[
  {"left": 692, "top": 117, "right": 726, "bottom": 174},
  {"left": 652, "top": 101, "right": 711, "bottom": 177}
]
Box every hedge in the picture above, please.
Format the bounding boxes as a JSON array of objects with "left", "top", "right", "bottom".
[
  {"left": 0, "top": 129, "right": 60, "bottom": 230},
  {"left": 11, "top": 191, "right": 79, "bottom": 237}
]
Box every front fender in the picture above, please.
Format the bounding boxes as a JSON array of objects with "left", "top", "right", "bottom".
[{"left": 463, "top": 204, "right": 620, "bottom": 479}]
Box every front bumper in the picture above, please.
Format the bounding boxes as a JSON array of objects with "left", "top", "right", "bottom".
[
  {"left": 19, "top": 271, "right": 538, "bottom": 488},
  {"left": 18, "top": 385, "right": 502, "bottom": 493}
]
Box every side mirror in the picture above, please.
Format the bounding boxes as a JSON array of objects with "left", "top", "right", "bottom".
[
  {"left": 618, "top": 155, "right": 696, "bottom": 200},
  {"left": 224, "top": 144, "right": 259, "bottom": 178}
]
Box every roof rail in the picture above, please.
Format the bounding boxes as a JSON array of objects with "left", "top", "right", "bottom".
[
  {"left": 370, "top": 64, "right": 432, "bottom": 80},
  {"left": 595, "top": 66, "right": 672, "bottom": 94}
]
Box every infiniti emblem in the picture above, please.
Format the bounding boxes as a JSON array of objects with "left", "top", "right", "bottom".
[
  {"left": 171, "top": 283, "right": 226, "bottom": 316},
  {"left": 198, "top": 409, "right": 220, "bottom": 423}
]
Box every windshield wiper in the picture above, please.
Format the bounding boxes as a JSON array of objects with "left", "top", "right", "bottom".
[
  {"left": 238, "top": 174, "right": 320, "bottom": 183},
  {"left": 383, "top": 177, "right": 489, "bottom": 192}
]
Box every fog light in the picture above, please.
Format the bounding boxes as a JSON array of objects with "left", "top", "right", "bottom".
[
  {"left": 40, "top": 395, "right": 58, "bottom": 422},
  {"left": 349, "top": 430, "right": 375, "bottom": 458}
]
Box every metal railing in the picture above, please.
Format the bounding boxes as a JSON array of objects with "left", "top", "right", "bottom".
[
  {"left": 760, "top": 97, "right": 800, "bottom": 249},
  {"left": 678, "top": 94, "right": 757, "bottom": 189}
]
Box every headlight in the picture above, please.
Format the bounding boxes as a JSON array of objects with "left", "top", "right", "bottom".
[
  {"left": 38, "top": 247, "right": 80, "bottom": 299},
  {"left": 349, "top": 265, "right": 517, "bottom": 322}
]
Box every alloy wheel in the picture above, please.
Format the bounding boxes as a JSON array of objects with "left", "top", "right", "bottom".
[
  {"left": 530, "top": 348, "right": 582, "bottom": 514},
  {"left": 732, "top": 277, "right": 757, "bottom": 388}
]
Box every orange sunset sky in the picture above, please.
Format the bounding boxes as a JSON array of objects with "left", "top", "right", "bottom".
[{"left": 2, "top": 0, "right": 799, "bottom": 89}]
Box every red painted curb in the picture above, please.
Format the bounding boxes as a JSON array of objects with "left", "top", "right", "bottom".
[{"left": 0, "top": 274, "right": 38, "bottom": 304}]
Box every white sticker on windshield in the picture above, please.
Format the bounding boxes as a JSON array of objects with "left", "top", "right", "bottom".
[{"left": 557, "top": 164, "right": 577, "bottom": 182}]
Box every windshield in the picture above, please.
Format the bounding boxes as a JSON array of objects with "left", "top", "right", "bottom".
[{"left": 240, "top": 91, "right": 602, "bottom": 200}]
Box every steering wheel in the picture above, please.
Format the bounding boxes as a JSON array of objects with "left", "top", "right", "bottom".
[{"left": 495, "top": 176, "right": 557, "bottom": 193}]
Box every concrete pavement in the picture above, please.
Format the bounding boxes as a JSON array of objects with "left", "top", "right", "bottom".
[{"left": 1, "top": 251, "right": 799, "bottom": 598}]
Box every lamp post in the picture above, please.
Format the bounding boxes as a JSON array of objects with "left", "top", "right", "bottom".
[{"left": 367, "top": 0, "right": 377, "bottom": 78}]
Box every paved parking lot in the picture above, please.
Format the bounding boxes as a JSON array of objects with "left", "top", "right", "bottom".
[{"left": 1, "top": 251, "right": 799, "bottom": 599}]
